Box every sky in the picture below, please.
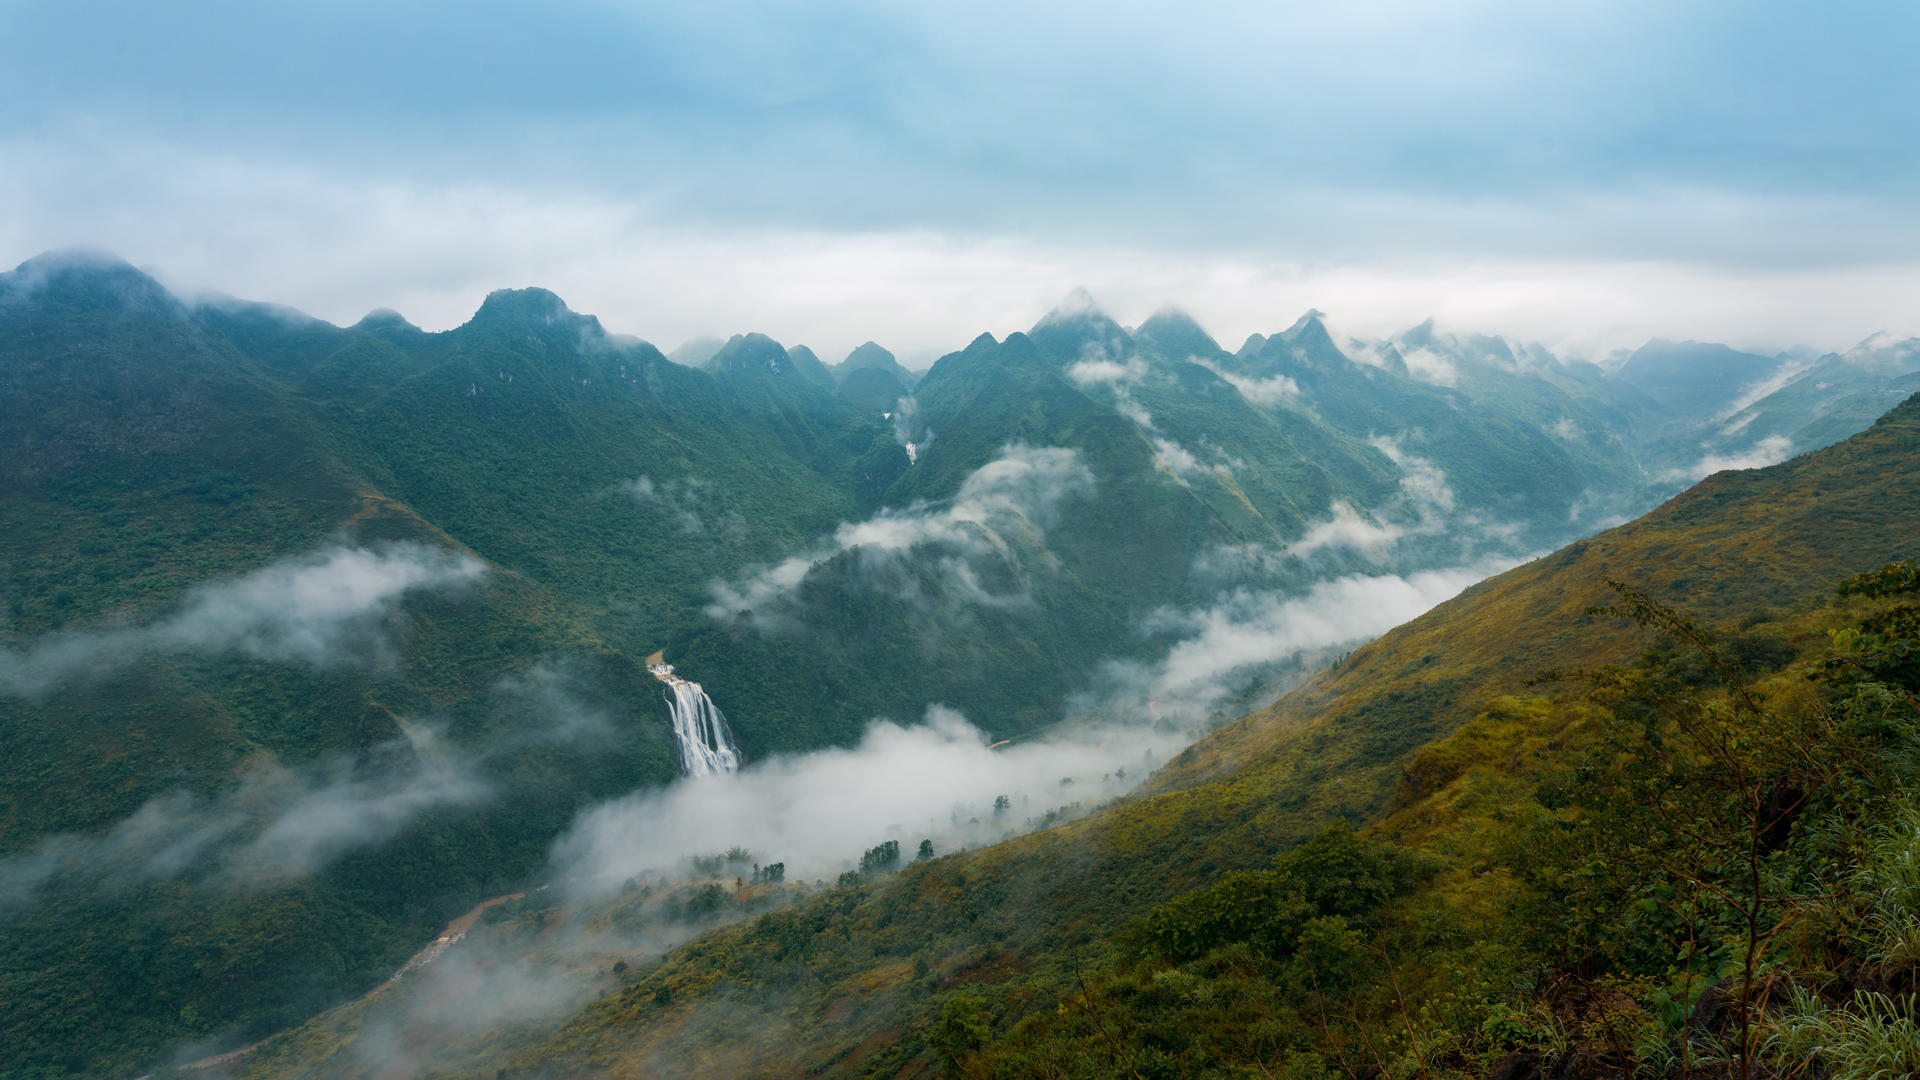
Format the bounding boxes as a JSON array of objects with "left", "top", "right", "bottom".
[{"left": 3, "top": 0, "right": 1917, "bottom": 364}]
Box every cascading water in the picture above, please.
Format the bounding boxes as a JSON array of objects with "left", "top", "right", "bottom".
[{"left": 649, "top": 661, "right": 741, "bottom": 777}]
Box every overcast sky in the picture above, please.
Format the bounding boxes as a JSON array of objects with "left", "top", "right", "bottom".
[{"left": 4, "top": 0, "right": 1916, "bottom": 363}]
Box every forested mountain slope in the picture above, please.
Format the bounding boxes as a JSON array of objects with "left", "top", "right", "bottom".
[
  {"left": 5, "top": 246, "right": 1918, "bottom": 1079},
  {"left": 357, "top": 393, "right": 1920, "bottom": 1080}
]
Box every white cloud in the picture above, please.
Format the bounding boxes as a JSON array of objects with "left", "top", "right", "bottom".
[
  {"left": 1400, "top": 345, "right": 1460, "bottom": 387},
  {"left": 1715, "top": 357, "right": 1817, "bottom": 421},
  {"left": 1149, "top": 435, "right": 1204, "bottom": 478},
  {"left": 551, "top": 705, "right": 1185, "bottom": 895},
  {"left": 1098, "top": 385, "right": 1222, "bottom": 482},
  {"left": 1370, "top": 434, "right": 1457, "bottom": 515},
  {"left": 1082, "top": 557, "right": 1516, "bottom": 724},
  {"left": 1551, "top": 417, "right": 1581, "bottom": 440},
  {"left": 624, "top": 476, "right": 708, "bottom": 535},
  {"left": 1066, "top": 356, "right": 1145, "bottom": 386},
  {"left": 6, "top": 137, "right": 1920, "bottom": 369},
  {"left": 0, "top": 724, "right": 489, "bottom": 911},
  {"left": 705, "top": 444, "right": 1094, "bottom": 621},
  {"left": 1663, "top": 434, "right": 1795, "bottom": 483},
  {"left": 0, "top": 660, "right": 639, "bottom": 914},
  {"left": 1287, "top": 500, "right": 1406, "bottom": 557},
  {"left": 1192, "top": 357, "right": 1301, "bottom": 405},
  {"left": 0, "top": 543, "right": 486, "bottom": 698}
]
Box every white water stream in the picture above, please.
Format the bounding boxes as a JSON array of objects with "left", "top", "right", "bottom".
[{"left": 649, "top": 662, "right": 741, "bottom": 777}]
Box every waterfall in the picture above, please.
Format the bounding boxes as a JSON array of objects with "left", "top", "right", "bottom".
[{"left": 654, "top": 666, "right": 741, "bottom": 777}]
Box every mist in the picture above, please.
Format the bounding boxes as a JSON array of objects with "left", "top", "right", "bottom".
[
  {"left": 1664, "top": 434, "right": 1797, "bottom": 483},
  {"left": 0, "top": 542, "right": 485, "bottom": 698},
  {"left": 130, "top": 528, "right": 1532, "bottom": 1075},
  {"left": 1080, "top": 557, "right": 1519, "bottom": 726},
  {"left": 551, "top": 704, "right": 1185, "bottom": 898},
  {"left": 0, "top": 723, "right": 487, "bottom": 912},
  {"left": 706, "top": 443, "right": 1094, "bottom": 624},
  {"left": 0, "top": 659, "right": 627, "bottom": 914}
]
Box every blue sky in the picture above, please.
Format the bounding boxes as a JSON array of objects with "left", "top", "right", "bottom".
[{"left": 4, "top": 0, "right": 1917, "bottom": 361}]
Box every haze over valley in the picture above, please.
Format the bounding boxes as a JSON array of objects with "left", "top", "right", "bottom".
[{"left": 5, "top": 3, "right": 1920, "bottom": 1078}]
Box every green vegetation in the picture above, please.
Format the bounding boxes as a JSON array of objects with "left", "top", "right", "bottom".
[
  {"left": 5, "top": 250, "right": 1918, "bottom": 1078},
  {"left": 269, "top": 395, "right": 1919, "bottom": 1080}
]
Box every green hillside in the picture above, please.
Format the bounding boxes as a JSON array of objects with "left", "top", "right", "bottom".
[
  {"left": 6, "top": 248, "right": 1918, "bottom": 1079},
  {"left": 304, "top": 393, "right": 1920, "bottom": 1080},
  {"left": 0, "top": 257, "right": 891, "bottom": 1076}
]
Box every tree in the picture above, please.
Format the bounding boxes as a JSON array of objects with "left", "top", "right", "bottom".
[
  {"left": 1530, "top": 577, "right": 1895, "bottom": 1080},
  {"left": 926, "top": 991, "right": 992, "bottom": 1074},
  {"left": 860, "top": 840, "right": 901, "bottom": 875},
  {"left": 918, "top": 839, "right": 935, "bottom": 861}
]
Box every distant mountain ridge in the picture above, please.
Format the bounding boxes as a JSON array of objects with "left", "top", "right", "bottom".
[{"left": 5, "top": 247, "right": 1919, "bottom": 1076}]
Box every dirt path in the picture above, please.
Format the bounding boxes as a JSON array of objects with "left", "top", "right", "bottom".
[{"left": 170, "top": 892, "right": 526, "bottom": 1074}]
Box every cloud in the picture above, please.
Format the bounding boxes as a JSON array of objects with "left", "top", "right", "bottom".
[
  {"left": 0, "top": 724, "right": 489, "bottom": 912},
  {"left": 1082, "top": 558, "right": 1517, "bottom": 724},
  {"left": 1400, "top": 345, "right": 1461, "bottom": 387},
  {"left": 1287, "top": 500, "right": 1406, "bottom": 557},
  {"left": 0, "top": 656, "right": 645, "bottom": 916},
  {"left": 1066, "top": 356, "right": 1146, "bottom": 386},
  {"left": 551, "top": 705, "right": 1185, "bottom": 895},
  {"left": 181, "top": 553, "right": 1524, "bottom": 1070},
  {"left": 1149, "top": 435, "right": 1204, "bottom": 479},
  {"left": 888, "top": 394, "right": 932, "bottom": 461},
  {"left": 1277, "top": 436, "right": 1467, "bottom": 562},
  {"left": 0, "top": 543, "right": 485, "bottom": 698},
  {"left": 8, "top": 135, "right": 1920, "bottom": 372},
  {"left": 1194, "top": 359, "right": 1302, "bottom": 406},
  {"left": 1663, "top": 434, "right": 1796, "bottom": 483},
  {"left": 1369, "top": 434, "right": 1457, "bottom": 515},
  {"left": 7, "top": 3, "right": 1918, "bottom": 264},
  {"left": 198, "top": 699, "right": 1195, "bottom": 1073},
  {"left": 705, "top": 444, "right": 1094, "bottom": 622},
  {"left": 1715, "top": 357, "right": 1818, "bottom": 422},
  {"left": 1336, "top": 334, "right": 1398, "bottom": 371},
  {"left": 624, "top": 476, "right": 708, "bottom": 535},
  {"left": 1551, "top": 417, "right": 1581, "bottom": 440},
  {"left": 488, "top": 662, "right": 621, "bottom": 748},
  {"left": 1093, "top": 381, "right": 1223, "bottom": 483}
]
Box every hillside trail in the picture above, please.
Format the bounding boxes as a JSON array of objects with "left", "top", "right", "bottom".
[{"left": 157, "top": 892, "right": 526, "bottom": 1076}]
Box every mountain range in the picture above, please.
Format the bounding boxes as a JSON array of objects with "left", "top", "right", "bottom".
[{"left": 3, "top": 247, "right": 1919, "bottom": 1077}]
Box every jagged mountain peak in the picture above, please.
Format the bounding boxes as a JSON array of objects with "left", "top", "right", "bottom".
[
  {"left": 1277, "top": 308, "right": 1344, "bottom": 364},
  {"left": 1134, "top": 308, "right": 1224, "bottom": 361},
  {"left": 1038, "top": 286, "right": 1105, "bottom": 322},
  {"left": 1284, "top": 308, "right": 1329, "bottom": 333},
  {"left": 1398, "top": 317, "right": 1439, "bottom": 348},
  {"left": 1030, "top": 290, "right": 1132, "bottom": 365},
  {"left": 1033, "top": 288, "right": 1126, "bottom": 335}
]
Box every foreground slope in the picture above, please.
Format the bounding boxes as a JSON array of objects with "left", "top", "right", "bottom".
[{"left": 359, "top": 393, "right": 1920, "bottom": 1080}]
